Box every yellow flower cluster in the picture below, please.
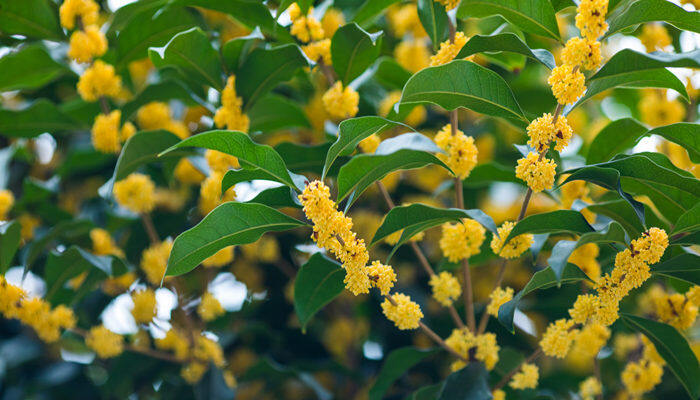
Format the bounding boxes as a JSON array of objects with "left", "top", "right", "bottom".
[
  {"left": 0, "top": 189, "right": 15, "bottom": 220},
  {"left": 59, "top": 0, "right": 99, "bottom": 30},
  {"left": 445, "top": 328, "right": 500, "bottom": 370},
  {"left": 205, "top": 149, "right": 240, "bottom": 173},
  {"left": 429, "top": 271, "right": 462, "bottom": 307},
  {"left": 621, "top": 358, "right": 663, "bottom": 397},
  {"left": 652, "top": 291, "right": 698, "bottom": 330},
  {"left": 567, "top": 323, "right": 610, "bottom": 367},
  {"left": 395, "top": 39, "right": 431, "bottom": 73},
  {"left": 640, "top": 23, "right": 672, "bottom": 52},
  {"left": 202, "top": 246, "right": 235, "bottom": 268},
  {"left": 381, "top": 293, "right": 423, "bottom": 330},
  {"left": 638, "top": 89, "right": 686, "bottom": 127},
  {"left": 366, "top": 261, "right": 397, "bottom": 295},
  {"left": 568, "top": 243, "right": 600, "bottom": 282},
  {"left": 434, "top": 124, "right": 478, "bottom": 179},
  {"left": 86, "top": 325, "right": 124, "bottom": 358},
  {"left": 298, "top": 181, "right": 371, "bottom": 294},
  {"left": 90, "top": 228, "right": 124, "bottom": 257},
  {"left": 140, "top": 240, "right": 173, "bottom": 285},
  {"left": 492, "top": 390, "right": 505, "bottom": 400},
  {"left": 0, "top": 276, "right": 76, "bottom": 342},
  {"left": 91, "top": 110, "right": 136, "bottom": 153},
  {"left": 525, "top": 113, "right": 573, "bottom": 153},
  {"left": 547, "top": 64, "right": 586, "bottom": 105},
  {"left": 322, "top": 82, "right": 359, "bottom": 119},
  {"left": 113, "top": 173, "right": 156, "bottom": 214},
  {"left": 378, "top": 91, "right": 427, "bottom": 127},
  {"left": 136, "top": 101, "right": 190, "bottom": 139},
  {"left": 387, "top": 4, "right": 426, "bottom": 38},
  {"left": 321, "top": 8, "right": 344, "bottom": 38},
  {"left": 540, "top": 318, "right": 579, "bottom": 358},
  {"left": 559, "top": 177, "right": 596, "bottom": 223},
  {"left": 439, "top": 218, "right": 486, "bottom": 262},
  {"left": 155, "top": 329, "right": 189, "bottom": 360},
  {"left": 131, "top": 289, "right": 157, "bottom": 324},
  {"left": 214, "top": 75, "right": 250, "bottom": 132},
  {"left": 575, "top": 0, "right": 609, "bottom": 40},
  {"left": 18, "top": 214, "right": 40, "bottom": 242},
  {"left": 302, "top": 38, "right": 331, "bottom": 65},
  {"left": 198, "top": 292, "right": 225, "bottom": 321},
  {"left": 436, "top": 0, "right": 460, "bottom": 11},
  {"left": 430, "top": 32, "right": 467, "bottom": 66},
  {"left": 199, "top": 171, "right": 237, "bottom": 215},
  {"left": 579, "top": 377, "right": 602, "bottom": 400},
  {"left": 174, "top": 159, "right": 206, "bottom": 185},
  {"left": 77, "top": 60, "right": 123, "bottom": 102},
  {"left": 486, "top": 286, "right": 514, "bottom": 316},
  {"left": 289, "top": 3, "right": 324, "bottom": 43},
  {"left": 359, "top": 134, "right": 381, "bottom": 154},
  {"left": 510, "top": 363, "right": 539, "bottom": 390},
  {"left": 490, "top": 221, "right": 534, "bottom": 259},
  {"left": 561, "top": 37, "right": 602, "bottom": 71},
  {"left": 68, "top": 24, "right": 107, "bottom": 63},
  {"left": 515, "top": 152, "right": 557, "bottom": 192}
]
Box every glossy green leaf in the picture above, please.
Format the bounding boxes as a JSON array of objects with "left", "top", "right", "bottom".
[
  {"left": 606, "top": 0, "right": 700, "bottom": 38},
  {"left": 407, "top": 384, "right": 443, "bottom": 400},
  {"left": 374, "top": 57, "right": 412, "bottom": 90},
  {"left": 621, "top": 313, "right": 700, "bottom": 399},
  {"left": 398, "top": 60, "right": 527, "bottom": 126},
  {"left": 237, "top": 44, "right": 309, "bottom": 109},
  {"left": 0, "top": 100, "right": 77, "bottom": 138},
  {"left": 651, "top": 254, "right": 700, "bottom": 286},
  {"left": 23, "top": 219, "right": 94, "bottom": 269},
  {"left": 417, "top": 0, "right": 449, "bottom": 51},
  {"left": 221, "top": 168, "right": 283, "bottom": 193},
  {"left": 0, "top": 0, "right": 63, "bottom": 40},
  {"left": 586, "top": 118, "right": 648, "bottom": 164},
  {"left": 672, "top": 203, "right": 700, "bottom": 235},
  {"left": 294, "top": 253, "right": 345, "bottom": 331},
  {"left": 503, "top": 210, "right": 594, "bottom": 246},
  {"left": 498, "top": 264, "right": 590, "bottom": 332},
  {"left": 456, "top": 0, "right": 560, "bottom": 40},
  {"left": 161, "top": 130, "right": 304, "bottom": 191},
  {"left": 647, "top": 123, "right": 700, "bottom": 163},
  {"left": 353, "top": 0, "right": 402, "bottom": 27},
  {"left": 121, "top": 80, "right": 204, "bottom": 121},
  {"left": 166, "top": 202, "right": 305, "bottom": 276},
  {"left": 275, "top": 142, "right": 335, "bottom": 176},
  {"left": 369, "top": 347, "right": 439, "bottom": 400},
  {"left": 331, "top": 23, "right": 383, "bottom": 84},
  {"left": 113, "top": 130, "right": 185, "bottom": 181},
  {"left": 323, "top": 116, "right": 406, "bottom": 179},
  {"left": 248, "top": 94, "right": 311, "bottom": 132},
  {"left": 591, "top": 48, "right": 700, "bottom": 81},
  {"left": 437, "top": 363, "right": 492, "bottom": 400},
  {"left": 462, "top": 162, "right": 521, "bottom": 187},
  {"left": 0, "top": 221, "right": 20, "bottom": 273},
  {"left": 456, "top": 33, "right": 556, "bottom": 69},
  {"left": 244, "top": 186, "right": 302, "bottom": 209},
  {"left": 149, "top": 27, "right": 224, "bottom": 90},
  {"left": 221, "top": 28, "right": 265, "bottom": 72},
  {"left": 0, "top": 44, "right": 71, "bottom": 92}
]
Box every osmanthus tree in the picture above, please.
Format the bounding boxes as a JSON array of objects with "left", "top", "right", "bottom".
[{"left": 0, "top": 0, "right": 700, "bottom": 398}]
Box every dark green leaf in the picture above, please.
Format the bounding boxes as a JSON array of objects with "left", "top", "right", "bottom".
[
  {"left": 672, "top": 203, "right": 700, "bottom": 235},
  {"left": 221, "top": 28, "right": 265, "bottom": 72},
  {"left": 248, "top": 94, "right": 311, "bottom": 132},
  {"left": 244, "top": 186, "right": 302, "bottom": 209},
  {"left": 398, "top": 60, "right": 527, "bottom": 126},
  {"left": 23, "top": 220, "right": 94, "bottom": 269},
  {"left": 621, "top": 313, "right": 700, "bottom": 399},
  {"left": 0, "top": 221, "right": 20, "bottom": 273},
  {"left": 417, "top": 0, "right": 449, "bottom": 51},
  {"left": 114, "top": 130, "right": 185, "bottom": 181},
  {"left": 606, "top": 0, "right": 700, "bottom": 38},
  {"left": 149, "top": 27, "right": 224, "bottom": 90},
  {"left": 237, "top": 44, "right": 309, "bottom": 109},
  {"left": 294, "top": 253, "right": 345, "bottom": 331},
  {"left": 275, "top": 142, "right": 334, "bottom": 175},
  {"left": 0, "top": 44, "right": 71, "bottom": 91},
  {"left": 0, "top": 0, "right": 63, "bottom": 40},
  {"left": 369, "top": 347, "right": 439, "bottom": 400},
  {"left": 437, "top": 363, "right": 492, "bottom": 400},
  {"left": 456, "top": 33, "right": 556, "bottom": 69},
  {"left": 0, "top": 100, "right": 77, "bottom": 138},
  {"left": 462, "top": 162, "right": 521, "bottom": 187},
  {"left": 647, "top": 123, "right": 700, "bottom": 163},
  {"left": 121, "top": 80, "right": 204, "bottom": 121},
  {"left": 456, "top": 0, "right": 560, "bottom": 40},
  {"left": 651, "top": 253, "right": 700, "bottom": 286},
  {"left": 408, "top": 383, "right": 443, "bottom": 400},
  {"left": 498, "top": 264, "right": 590, "bottom": 332},
  {"left": 591, "top": 48, "right": 700, "bottom": 82},
  {"left": 352, "top": 0, "right": 402, "bottom": 27},
  {"left": 166, "top": 203, "right": 305, "bottom": 276},
  {"left": 503, "top": 210, "right": 594, "bottom": 246},
  {"left": 222, "top": 168, "right": 283, "bottom": 193},
  {"left": 331, "top": 23, "right": 383, "bottom": 84},
  {"left": 586, "top": 118, "right": 648, "bottom": 164},
  {"left": 374, "top": 57, "right": 412, "bottom": 90}
]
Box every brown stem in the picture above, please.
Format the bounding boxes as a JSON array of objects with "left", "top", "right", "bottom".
[
  {"left": 454, "top": 178, "right": 475, "bottom": 331},
  {"left": 477, "top": 258, "right": 507, "bottom": 334},
  {"left": 99, "top": 97, "right": 110, "bottom": 114},
  {"left": 140, "top": 213, "right": 160, "bottom": 245},
  {"left": 493, "top": 347, "right": 543, "bottom": 390},
  {"left": 517, "top": 188, "right": 533, "bottom": 222},
  {"left": 594, "top": 357, "right": 603, "bottom": 400},
  {"left": 317, "top": 59, "right": 336, "bottom": 86}
]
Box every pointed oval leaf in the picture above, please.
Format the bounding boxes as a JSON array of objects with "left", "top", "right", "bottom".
[
  {"left": 456, "top": 0, "right": 560, "bottom": 40},
  {"left": 591, "top": 48, "right": 700, "bottom": 81},
  {"left": 456, "top": 33, "right": 556, "bottom": 70},
  {"left": 0, "top": 44, "right": 71, "bottom": 92},
  {"left": 0, "top": 100, "right": 78, "bottom": 138},
  {"left": 244, "top": 186, "right": 302, "bottom": 209},
  {"left": 0, "top": 0, "right": 64, "bottom": 40},
  {"left": 417, "top": 0, "right": 449, "bottom": 51},
  {"left": 0, "top": 221, "right": 21, "bottom": 273},
  {"left": 248, "top": 94, "right": 311, "bottom": 133},
  {"left": 221, "top": 27, "right": 265, "bottom": 72},
  {"left": 398, "top": 60, "right": 527, "bottom": 126},
  {"left": 438, "top": 362, "right": 492, "bottom": 400},
  {"left": 369, "top": 347, "right": 439, "bottom": 400},
  {"left": 586, "top": 118, "right": 648, "bottom": 164},
  {"left": 503, "top": 210, "right": 594, "bottom": 246},
  {"left": 166, "top": 202, "right": 305, "bottom": 277},
  {"left": 606, "top": 0, "right": 700, "bottom": 38},
  {"left": 331, "top": 23, "right": 383, "bottom": 84},
  {"left": 672, "top": 203, "right": 700, "bottom": 235},
  {"left": 114, "top": 130, "right": 185, "bottom": 181},
  {"left": 294, "top": 253, "right": 345, "bottom": 331},
  {"left": 651, "top": 253, "right": 700, "bottom": 286},
  {"left": 352, "top": 0, "right": 401, "bottom": 27}
]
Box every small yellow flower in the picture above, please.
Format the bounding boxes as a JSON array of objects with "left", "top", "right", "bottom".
[
  {"left": 540, "top": 318, "right": 579, "bottom": 358},
  {"left": 59, "top": 0, "right": 99, "bottom": 30},
  {"left": 91, "top": 110, "right": 122, "bottom": 153},
  {"left": 214, "top": 75, "right": 250, "bottom": 132},
  {"left": 302, "top": 39, "right": 332, "bottom": 65},
  {"left": 0, "top": 189, "right": 15, "bottom": 220},
  {"left": 509, "top": 363, "right": 539, "bottom": 390},
  {"left": 569, "top": 293, "right": 598, "bottom": 324},
  {"left": 174, "top": 159, "right": 206, "bottom": 185},
  {"left": 198, "top": 292, "right": 225, "bottom": 321},
  {"left": 439, "top": 218, "right": 486, "bottom": 262},
  {"left": 321, "top": 8, "right": 344, "bottom": 38},
  {"left": 434, "top": 124, "right": 478, "bottom": 179},
  {"left": 366, "top": 261, "right": 397, "bottom": 295},
  {"left": 86, "top": 325, "right": 124, "bottom": 358},
  {"left": 486, "top": 287, "right": 514, "bottom": 316},
  {"left": 490, "top": 221, "right": 534, "bottom": 259},
  {"left": 359, "top": 134, "right": 381, "bottom": 154},
  {"left": 515, "top": 153, "right": 557, "bottom": 192},
  {"left": 561, "top": 37, "right": 602, "bottom": 71},
  {"left": 68, "top": 25, "right": 107, "bottom": 63},
  {"left": 395, "top": 39, "right": 431, "bottom": 73},
  {"left": 579, "top": 377, "right": 602, "bottom": 400},
  {"left": 181, "top": 362, "right": 207, "bottom": 384},
  {"left": 638, "top": 89, "right": 686, "bottom": 127},
  {"left": 77, "top": 60, "right": 123, "bottom": 102},
  {"left": 198, "top": 171, "right": 237, "bottom": 215},
  {"left": 621, "top": 359, "right": 663, "bottom": 396},
  {"left": 90, "top": 228, "right": 124, "bottom": 257},
  {"left": 381, "top": 293, "right": 423, "bottom": 330},
  {"left": 575, "top": 0, "right": 609, "bottom": 40},
  {"left": 430, "top": 32, "right": 468, "bottom": 66},
  {"left": 137, "top": 101, "right": 172, "bottom": 130},
  {"left": 155, "top": 329, "right": 189, "bottom": 360},
  {"left": 18, "top": 214, "right": 40, "bottom": 242},
  {"left": 131, "top": 289, "right": 157, "bottom": 324},
  {"left": 322, "top": 82, "right": 359, "bottom": 119},
  {"left": 548, "top": 64, "right": 586, "bottom": 105},
  {"left": 640, "top": 24, "right": 672, "bottom": 52},
  {"left": 429, "top": 271, "right": 462, "bottom": 307},
  {"left": 113, "top": 173, "right": 156, "bottom": 214},
  {"left": 436, "top": 0, "right": 460, "bottom": 11},
  {"left": 290, "top": 10, "right": 324, "bottom": 43},
  {"left": 202, "top": 246, "right": 235, "bottom": 268},
  {"left": 140, "top": 240, "right": 173, "bottom": 285}
]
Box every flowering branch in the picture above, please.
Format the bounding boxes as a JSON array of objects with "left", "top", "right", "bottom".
[{"left": 493, "top": 347, "right": 543, "bottom": 391}]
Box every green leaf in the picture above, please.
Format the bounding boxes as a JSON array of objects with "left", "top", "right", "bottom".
[
  {"left": 161, "top": 130, "right": 304, "bottom": 191},
  {"left": 0, "top": 0, "right": 63, "bottom": 40},
  {"left": 407, "top": 384, "right": 443, "bottom": 400},
  {"left": 546, "top": 221, "right": 628, "bottom": 281},
  {"left": 498, "top": 264, "right": 590, "bottom": 332},
  {"left": 398, "top": 60, "right": 527, "bottom": 126},
  {"left": 23, "top": 219, "right": 94, "bottom": 269},
  {"left": 369, "top": 347, "right": 439, "bottom": 400},
  {"left": 331, "top": 23, "right": 383, "bottom": 84},
  {"left": 293, "top": 253, "right": 345, "bottom": 331},
  {"left": 462, "top": 162, "right": 521, "bottom": 187},
  {"left": 647, "top": 123, "right": 700, "bottom": 163},
  {"left": 113, "top": 130, "right": 186, "bottom": 181},
  {"left": 121, "top": 80, "right": 204, "bottom": 121},
  {"left": 606, "top": 0, "right": 700, "bottom": 38},
  {"left": 0, "top": 44, "right": 71, "bottom": 91},
  {"left": 0, "top": 99, "right": 77, "bottom": 138},
  {"left": 221, "top": 28, "right": 265, "bottom": 72},
  {"left": 275, "top": 142, "right": 335, "bottom": 176},
  {"left": 371, "top": 203, "right": 498, "bottom": 247},
  {"left": 0, "top": 221, "right": 20, "bottom": 273},
  {"left": 237, "top": 44, "right": 309, "bottom": 109},
  {"left": 248, "top": 94, "right": 311, "bottom": 132},
  {"left": 336, "top": 133, "right": 450, "bottom": 208},
  {"left": 221, "top": 168, "right": 284, "bottom": 193},
  {"left": 585, "top": 118, "right": 648, "bottom": 164},
  {"left": 437, "top": 363, "right": 492, "bottom": 400},
  {"left": 352, "top": 0, "right": 402, "bottom": 27},
  {"left": 374, "top": 57, "right": 412, "bottom": 90},
  {"left": 503, "top": 210, "right": 594, "bottom": 246},
  {"left": 323, "top": 116, "right": 406, "bottom": 179},
  {"left": 651, "top": 253, "right": 700, "bottom": 286},
  {"left": 591, "top": 48, "right": 700, "bottom": 82},
  {"left": 672, "top": 203, "right": 700, "bottom": 235},
  {"left": 166, "top": 202, "right": 305, "bottom": 277},
  {"left": 115, "top": 6, "right": 203, "bottom": 68},
  {"left": 244, "top": 186, "right": 302, "bottom": 209},
  {"left": 621, "top": 313, "right": 700, "bottom": 399},
  {"left": 456, "top": 33, "right": 556, "bottom": 70},
  {"left": 417, "top": 0, "right": 449, "bottom": 51},
  {"left": 456, "top": 0, "right": 560, "bottom": 40},
  {"left": 149, "top": 27, "right": 224, "bottom": 90}
]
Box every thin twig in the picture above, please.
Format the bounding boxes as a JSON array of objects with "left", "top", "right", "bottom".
[
  {"left": 454, "top": 178, "right": 475, "bottom": 332},
  {"left": 594, "top": 357, "right": 603, "bottom": 400},
  {"left": 99, "top": 97, "right": 110, "bottom": 114},
  {"left": 477, "top": 258, "right": 508, "bottom": 334},
  {"left": 493, "top": 347, "right": 543, "bottom": 390},
  {"left": 140, "top": 213, "right": 160, "bottom": 245}
]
